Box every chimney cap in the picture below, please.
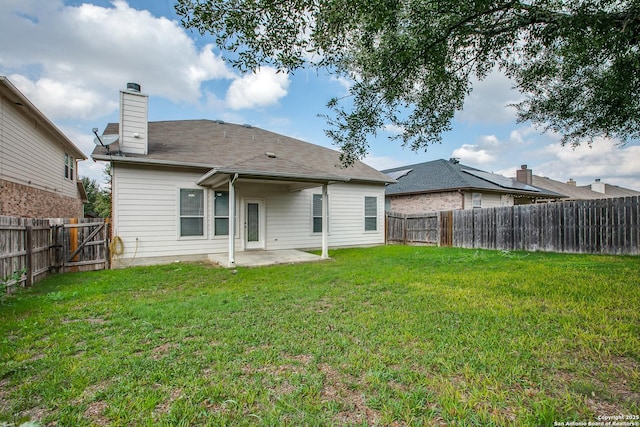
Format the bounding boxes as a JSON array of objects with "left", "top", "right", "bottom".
[
  {"left": 126, "top": 82, "right": 141, "bottom": 92},
  {"left": 521, "top": 164, "right": 528, "bottom": 169},
  {"left": 595, "top": 178, "right": 601, "bottom": 182}
]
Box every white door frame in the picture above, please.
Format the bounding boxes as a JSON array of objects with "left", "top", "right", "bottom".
[{"left": 244, "top": 198, "right": 265, "bottom": 250}]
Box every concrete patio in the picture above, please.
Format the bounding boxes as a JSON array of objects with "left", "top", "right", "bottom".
[{"left": 207, "top": 249, "right": 326, "bottom": 267}]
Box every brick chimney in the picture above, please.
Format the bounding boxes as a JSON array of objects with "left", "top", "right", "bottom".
[
  {"left": 119, "top": 83, "right": 148, "bottom": 155},
  {"left": 516, "top": 164, "right": 532, "bottom": 186},
  {"left": 566, "top": 178, "right": 576, "bottom": 186}
]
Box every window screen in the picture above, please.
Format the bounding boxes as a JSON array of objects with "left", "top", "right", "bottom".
[
  {"left": 180, "top": 189, "right": 204, "bottom": 237},
  {"left": 312, "top": 193, "right": 328, "bottom": 233},
  {"left": 364, "top": 196, "right": 377, "bottom": 231},
  {"left": 214, "top": 191, "right": 229, "bottom": 236}
]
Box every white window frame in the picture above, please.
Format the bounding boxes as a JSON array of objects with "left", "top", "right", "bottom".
[
  {"left": 178, "top": 188, "right": 206, "bottom": 239},
  {"left": 213, "top": 190, "right": 230, "bottom": 237},
  {"left": 472, "top": 192, "right": 482, "bottom": 209},
  {"left": 312, "top": 193, "right": 329, "bottom": 234},
  {"left": 364, "top": 196, "right": 378, "bottom": 232},
  {"left": 64, "top": 153, "right": 74, "bottom": 181}
]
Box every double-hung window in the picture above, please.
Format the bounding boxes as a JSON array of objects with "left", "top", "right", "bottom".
[
  {"left": 472, "top": 192, "right": 482, "bottom": 209},
  {"left": 179, "top": 189, "right": 204, "bottom": 237},
  {"left": 64, "top": 153, "right": 74, "bottom": 180},
  {"left": 312, "top": 193, "right": 328, "bottom": 233},
  {"left": 214, "top": 191, "right": 230, "bottom": 236},
  {"left": 364, "top": 196, "right": 377, "bottom": 231}
]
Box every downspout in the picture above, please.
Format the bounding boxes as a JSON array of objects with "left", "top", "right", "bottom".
[
  {"left": 321, "top": 183, "right": 329, "bottom": 259},
  {"left": 228, "top": 173, "right": 238, "bottom": 267}
]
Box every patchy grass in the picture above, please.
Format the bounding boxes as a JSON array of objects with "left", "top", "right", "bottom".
[{"left": 1, "top": 246, "right": 638, "bottom": 426}]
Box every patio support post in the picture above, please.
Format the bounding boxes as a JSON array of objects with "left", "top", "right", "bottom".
[
  {"left": 321, "top": 183, "right": 329, "bottom": 259},
  {"left": 228, "top": 174, "right": 237, "bottom": 267}
]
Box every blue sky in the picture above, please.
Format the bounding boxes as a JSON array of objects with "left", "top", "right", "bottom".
[{"left": 2, "top": 0, "right": 639, "bottom": 190}]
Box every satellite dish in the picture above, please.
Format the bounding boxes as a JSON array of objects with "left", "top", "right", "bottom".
[{"left": 93, "top": 134, "right": 119, "bottom": 146}]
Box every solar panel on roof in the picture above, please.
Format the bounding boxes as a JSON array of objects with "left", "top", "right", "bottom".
[
  {"left": 386, "top": 169, "right": 412, "bottom": 180},
  {"left": 463, "top": 169, "right": 540, "bottom": 192}
]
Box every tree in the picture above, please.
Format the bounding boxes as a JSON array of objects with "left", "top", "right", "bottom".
[
  {"left": 80, "top": 165, "right": 111, "bottom": 218},
  {"left": 175, "top": 0, "right": 640, "bottom": 164}
]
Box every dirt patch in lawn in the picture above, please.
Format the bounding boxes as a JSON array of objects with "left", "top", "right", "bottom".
[
  {"left": 151, "top": 343, "right": 178, "bottom": 360},
  {"left": 556, "top": 354, "right": 640, "bottom": 415},
  {"left": 84, "top": 400, "right": 109, "bottom": 425},
  {"left": 154, "top": 388, "right": 183, "bottom": 416},
  {"left": 317, "top": 363, "right": 382, "bottom": 426}
]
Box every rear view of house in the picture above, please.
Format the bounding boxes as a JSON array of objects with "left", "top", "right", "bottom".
[
  {"left": 0, "top": 77, "right": 87, "bottom": 218},
  {"left": 92, "top": 84, "right": 393, "bottom": 267}
]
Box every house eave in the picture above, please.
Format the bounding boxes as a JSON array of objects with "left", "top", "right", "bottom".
[
  {"left": 92, "top": 154, "right": 216, "bottom": 170},
  {"left": 197, "top": 168, "right": 352, "bottom": 187}
]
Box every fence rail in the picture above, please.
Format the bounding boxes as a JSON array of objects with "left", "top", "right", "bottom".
[
  {"left": 387, "top": 196, "right": 639, "bottom": 255},
  {"left": 0, "top": 216, "right": 109, "bottom": 294}
]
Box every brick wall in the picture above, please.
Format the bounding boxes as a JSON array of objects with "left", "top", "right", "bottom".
[
  {"left": 0, "top": 179, "right": 83, "bottom": 218},
  {"left": 388, "top": 191, "right": 463, "bottom": 214}
]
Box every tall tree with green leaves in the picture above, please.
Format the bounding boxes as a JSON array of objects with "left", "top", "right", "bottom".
[
  {"left": 80, "top": 165, "right": 111, "bottom": 218},
  {"left": 175, "top": 0, "right": 640, "bottom": 164}
]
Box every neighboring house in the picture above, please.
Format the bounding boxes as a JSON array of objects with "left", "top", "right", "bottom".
[
  {"left": 92, "top": 84, "right": 393, "bottom": 267},
  {"left": 0, "top": 76, "right": 87, "bottom": 218},
  {"left": 382, "top": 159, "right": 561, "bottom": 214},
  {"left": 514, "top": 165, "right": 640, "bottom": 201}
]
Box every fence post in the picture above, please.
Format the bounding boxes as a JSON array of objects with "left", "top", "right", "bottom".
[
  {"left": 25, "top": 225, "right": 33, "bottom": 287},
  {"left": 105, "top": 218, "right": 111, "bottom": 269},
  {"left": 69, "top": 217, "right": 79, "bottom": 272},
  {"left": 403, "top": 214, "right": 407, "bottom": 245}
]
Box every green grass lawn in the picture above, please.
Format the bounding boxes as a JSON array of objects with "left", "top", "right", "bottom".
[{"left": 1, "top": 246, "right": 639, "bottom": 426}]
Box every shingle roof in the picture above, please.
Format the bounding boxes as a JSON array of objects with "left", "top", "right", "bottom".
[
  {"left": 532, "top": 176, "right": 640, "bottom": 200},
  {"left": 382, "top": 159, "right": 561, "bottom": 198},
  {"left": 578, "top": 183, "right": 640, "bottom": 198},
  {"left": 92, "top": 120, "right": 392, "bottom": 184},
  {"left": 532, "top": 176, "right": 605, "bottom": 200}
]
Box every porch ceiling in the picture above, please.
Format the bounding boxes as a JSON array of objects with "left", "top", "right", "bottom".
[{"left": 196, "top": 168, "right": 349, "bottom": 191}]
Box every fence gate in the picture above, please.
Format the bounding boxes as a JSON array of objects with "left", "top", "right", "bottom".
[{"left": 51, "top": 218, "right": 110, "bottom": 273}]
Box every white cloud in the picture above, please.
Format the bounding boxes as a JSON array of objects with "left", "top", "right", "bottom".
[
  {"left": 382, "top": 123, "right": 405, "bottom": 134},
  {"left": 0, "top": 0, "right": 234, "bottom": 120},
  {"left": 329, "top": 75, "right": 352, "bottom": 94},
  {"left": 9, "top": 75, "right": 118, "bottom": 120},
  {"left": 535, "top": 139, "right": 640, "bottom": 189},
  {"left": 450, "top": 125, "right": 544, "bottom": 169},
  {"left": 363, "top": 155, "right": 407, "bottom": 171},
  {"left": 451, "top": 144, "right": 496, "bottom": 165},
  {"left": 226, "top": 67, "right": 290, "bottom": 110},
  {"left": 456, "top": 69, "right": 523, "bottom": 124}
]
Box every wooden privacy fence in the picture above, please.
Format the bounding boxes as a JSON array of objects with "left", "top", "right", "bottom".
[
  {"left": 0, "top": 216, "right": 110, "bottom": 294},
  {"left": 387, "top": 196, "right": 639, "bottom": 255}
]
